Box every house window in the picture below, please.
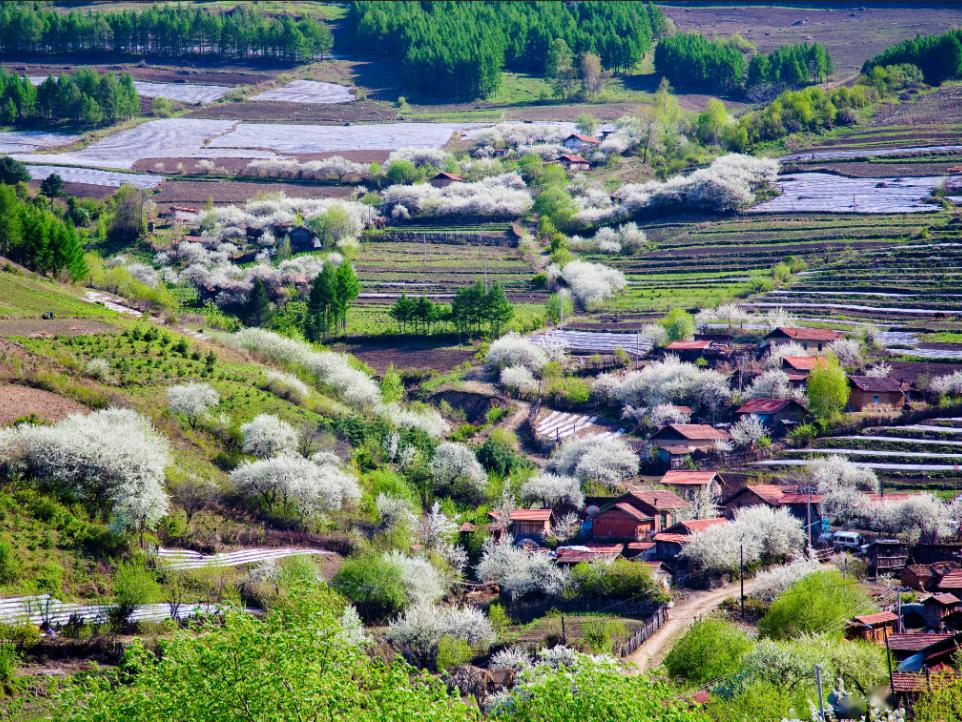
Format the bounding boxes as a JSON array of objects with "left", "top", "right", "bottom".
[
  {"left": 660, "top": 512, "right": 668, "bottom": 528},
  {"left": 872, "top": 395, "right": 880, "bottom": 404}
]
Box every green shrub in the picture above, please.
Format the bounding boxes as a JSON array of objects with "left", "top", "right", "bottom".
[
  {"left": 332, "top": 556, "right": 407, "bottom": 623},
  {"left": 570, "top": 559, "right": 665, "bottom": 602},
  {"left": 435, "top": 634, "right": 473, "bottom": 671},
  {"left": 0, "top": 541, "right": 19, "bottom": 584},
  {"left": 664, "top": 619, "right": 753, "bottom": 683},
  {"left": 582, "top": 618, "right": 628, "bottom": 654},
  {"left": 112, "top": 562, "right": 160, "bottom": 624},
  {"left": 476, "top": 435, "right": 527, "bottom": 477},
  {"left": 759, "top": 570, "right": 872, "bottom": 639},
  {"left": 488, "top": 603, "right": 510, "bottom": 640}
]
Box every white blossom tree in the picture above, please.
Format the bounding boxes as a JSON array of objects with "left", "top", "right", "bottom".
[
  {"left": 231, "top": 453, "right": 360, "bottom": 517},
  {"left": 167, "top": 383, "right": 220, "bottom": 422},
  {"left": 730, "top": 414, "right": 769, "bottom": 448},
  {"left": 764, "top": 342, "right": 810, "bottom": 369},
  {"left": 382, "top": 550, "right": 448, "bottom": 605},
  {"left": 743, "top": 369, "right": 793, "bottom": 400},
  {"left": 501, "top": 365, "right": 539, "bottom": 396},
  {"left": 519, "top": 472, "right": 584, "bottom": 509},
  {"left": 548, "top": 434, "right": 638, "bottom": 487},
  {"left": 429, "top": 442, "right": 488, "bottom": 502},
  {"left": 240, "top": 414, "right": 299, "bottom": 458},
  {"left": 486, "top": 333, "right": 552, "bottom": 372},
  {"left": 476, "top": 537, "right": 568, "bottom": 600},
  {"left": 930, "top": 370, "right": 962, "bottom": 396},
  {"left": 552, "top": 260, "right": 627, "bottom": 310},
  {"left": 681, "top": 506, "right": 804, "bottom": 575},
  {"left": 386, "top": 601, "right": 495, "bottom": 665},
  {"left": 828, "top": 338, "right": 863, "bottom": 368}
]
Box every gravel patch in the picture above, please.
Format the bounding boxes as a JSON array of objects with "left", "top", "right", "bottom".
[{"left": 251, "top": 80, "right": 354, "bottom": 104}]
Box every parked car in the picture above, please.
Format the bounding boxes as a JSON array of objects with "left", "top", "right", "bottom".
[{"left": 832, "top": 531, "right": 864, "bottom": 552}]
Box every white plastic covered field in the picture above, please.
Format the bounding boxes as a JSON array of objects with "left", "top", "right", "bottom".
[
  {"left": 26, "top": 164, "right": 163, "bottom": 189},
  {"left": 751, "top": 173, "right": 951, "bottom": 214},
  {"left": 534, "top": 409, "right": 624, "bottom": 445},
  {"left": 251, "top": 80, "right": 354, "bottom": 104},
  {"left": 0, "top": 594, "right": 221, "bottom": 627},
  {"left": 157, "top": 546, "right": 331, "bottom": 571},
  {"left": 28, "top": 76, "right": 230, "bottom": 104},
  {"left": 531, "top": 329, "right": 653, "bottom": 357},
  {"left": 0, "top": 129, "right": 81, "bottom": 153}
]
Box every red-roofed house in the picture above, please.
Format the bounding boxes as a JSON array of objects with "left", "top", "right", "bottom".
[
  {"left": 650, "top": 424, "right": 732, "bottom": 453},
  {"left": 554, "top": 543, "right": 623, "bottom": 566},
  {"left": 923, "top": 593, "right": 961, "bottom": 630},
  {"left": 847, "top": 375, "right": 905, "bottom": 411},
  {"left": 659, "top": 470, "right": 723, "bottom": 499},
  {"left": 663, "top": 339, "right": 711, "bottom": 362},
  {"left": 563, "top": 133, "right": 601, "bottom": 152},
  {"left": 782, "top": 356, "right": 827, "bottom": 385},
  {"left": 846, "top": 611, "right": 899, "bottom": 643},
  {"left": 723, "top": 484, "right": 823, "bottom": 530},
  {"left": 591, "top": 489, "right": 690, "bottom": 542},
  {"left": 558, "top": 154, "right": 590, "bottom": 172},
  {"left": 938, "top": 571, "right": 962, "bottom": 592},
  {"left": 430, "top": 171, "right": 464, "bottom": 188},
  {"left": 508, "top": 509, "right": 553, "bottom": 538},
  {"left": 766, "top": 327, "right": 843, "bottom": 352},
  {"left": 734, "top": 398, "right": 806, "bottom": 437},
  {"left": 654, "top": 518, "right": 728, "bottom": 561}
]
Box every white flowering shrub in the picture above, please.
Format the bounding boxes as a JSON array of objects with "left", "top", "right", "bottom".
[
  {"left": 429, "top": 442, "right": 488, "bottom": 502},
  {"left": 222, "top": 328, "right": 381, "bottom": 408},
  {"left": 548, "top": 434, "right": 638, "bottom": 487},
  {"left": 240, "top": 414, "right": 299, "bottom": 458},
  {"left": 730, "top": 414, "right": 769, "bottom": 448},
  {"left": 642, "top": 323, "right": 668, "bottom": 349},
  {"left": 864, "top": 362, "right": 892, "bottom": 379},
  {"left": 386, "top": 147, "right": 449, "bottom": 168},
  {"left": 1, "top": 408, "right": 169, "bottom": 532},
  {"left": 376, "top": 493, "right": 417, "bottom": 529},
  {"left": 501, "top": 365, "right": 539, "bottom": 396},
  {"left": 383, "top": 550, "right": 448, "bottom": 605},
  {"left": 386, "top": 601, "right": 495, "bottom": 664},
  {"left": 470, "top": 123, "right": 570, "bottom": 151},
  {"left": 696, "top": 303, "right": 749, "bottom": 330},
  {"left": 827, "top": 491, "right": 953, "bottom": 539},
  {"left": 749, "top": 557, "right": 824, "bottom": 602},
  {"left": 682, "top": 506, "right": 803, "bottom": 575},
  {"left": 486, "top": 333, "right": 552, "bottom": 372},
  {"left": 551, "top": 260, "right": 626, "bottom": 310},
  {"left": 84, "top": 357, "right": 111, "bottom": 380},
  {"left": 378, "top": 403, "right": 450, "bottom": 438},
  {"left": 520, "top": 472, "right": 584, "bottom": 509},
  {"left": 764, "top": 342, "right": 810, "bottom": 369},
  {"left": 488, "top": 647, "right": 533, "bottom": 672},
  {"left": 230, "top": 453, "right": 360, "bottom": 517},
  {"left": 827, "top": 338, "right": 862, "bottom": 367},
  {"left": 930, "top": 370, "right": 962, "bottom": 396},
  {"left": 263, "top": 370, "right": 311, "bottom": 402},
  {"left": 167, "top": 382, "right": 220, "bottom": 419},
  {"left": 649, "top": 403, "right": 692, "bottom": 428},
  {"left": 476, "top": 537, "right": 568, "bottom": 600},
  {"left": 382, "top": 173, "right": 532, "bottom": 219},
  {"left": 743, "top": 369, "right": 793, "bottom": 400},
  {"left": 764, "top": 306, "right": 800, "bottom": 330},
  {"left": 126, "top": 262, "right": 159, "bottom": 287},
  {"left": 568, "top": 223, "right": 648, "bottom": 255},
  {"left": 244, "top": 156, "right": 370, "bottom": 182},
  {"left": 593, "top": 356, "right": 731, "bottom": 415},
  {"left": 806, "top": 455, "right": 879, "bottom": 494}
]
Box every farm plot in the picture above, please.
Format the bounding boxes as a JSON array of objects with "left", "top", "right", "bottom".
[
  {"left": 534, "top": 408, "right": 624, "bottom": 447},
  {"left": 157, "top": 547, "right": 331, "bottom": 571},
  {"left": 251, "top": 80, "right": 354, "bottom": 104},
  {"left": 0, "top": 384, "right": 90, "bottom": 426},
  {"left": 25, "top": 164, "right": 162, "bottom": 189},
  {"left": 750, "top": 173, "right": 950, "bottom": 214},
  {"left": 530, "top": 329, "right": 652, "bottom": 357},
  {"left": 334, "top": 335, "right": 474, "bottom": 374},
  {"left": 26, "top": 76, "right": 230, "bottom": 104},
  {"left": 781, "top": 145, "right": 962, "bottom": 163},
  {"left": 0, "top": 595, "right": 222, "bottom": 627},
  {"left": 0, "top": 129, "right": 82, "bottom": 153}
]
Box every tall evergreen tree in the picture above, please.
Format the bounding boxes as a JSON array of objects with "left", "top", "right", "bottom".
[
  {"left": 305, "top": 264, "right": 337, "bottom": 341},
  {"left": 244, "top": 279, "right": 272, "bottom": 328}
]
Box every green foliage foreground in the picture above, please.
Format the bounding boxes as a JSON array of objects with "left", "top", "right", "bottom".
[{"left": 47, "top": 581, "right": 710, "bottom": 722}]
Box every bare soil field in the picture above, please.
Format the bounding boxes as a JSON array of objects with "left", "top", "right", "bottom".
[
  {"left": 30, "top": 181, "right": 114, "bottom": 200},
  {"left": 133, "top": 149, "right": 391, "bottom": 174},
  {"left": 873, "top": 85, "right": 962, "bottom": 126},
  {"left": 333, "top": 335, "right": 474, "bottom": 374},
  {"left": 186, "top": 100, "right": 396, "bottom": 123},
  {"left": 0, "top": 319, "right": 117, "bottom": 337},
  {"left": 0, "top": 384, "right": 90, "bottom": 426},
  {"left": 8, "top": 61, "right": 271, "bottom": 87},
  {"left": 662, "top": 3, "right": 962, "bottom": 79},
  {"left": 784, "top": 161, "right": 962, "bottom": 178},
  {"left": 152, "top": 180, "right": 355, "bottom": 206}
]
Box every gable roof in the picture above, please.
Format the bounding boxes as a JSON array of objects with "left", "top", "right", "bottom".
[
  {"left": 938, "top": 572, "right": 962, "bottom": 591},
  {"left": 660, "top": 518, "right": 728, "bottom": 536},
  {"left": 665, "top": 340, "right": 710, "bottom": 351},
  {"left": 852, "top": 611, "right": 898, "bottom": 626},
  {"left": 886, "top": 633, "right": 953, "bottom": 652},
  {"left": 660, "top": 470, "right": 719, "bottom": 486},
  {"left": 782, "top": 356, "right": 824, "bottom": 370},
  {"left": 509, "top": 509, "right": 552, "bottom": 522},
  {"left": 626, "top": 489, "right": 690, "bottom": 511},
  {"left": 432, "top": 171, "right": 464, "bottom": 182},
  {"left": 652, "top": 532, "right": 691, "bottom": 545},
  {"left": 729, "top": 484, "right": 824, "bottom": 507},
  {"left": 559, "top": 153, "right": 589, "bottom": 164},
  {"left": 769, "top": 327, "right": 843, "bottom": 342},
  {"left": 604, "top": 501, "right": 654, "bottom": 522},
  {"left": 926, "top": 592, "right": 961, "bottom": 606},
  {"left": 848, "top": 375, "right": 903, "bottom": 393},
  {"left": 555, "top": 543, "right": 623, "bottom": 564},
  {"left": 654, "top": 424, "right": 732, "bottom": 441},
  {"left": 736, "top": 398, "right": 804, "bottom": 415},
  {"left": 565, "top": 132, "right": 600, "bottom": 145}
]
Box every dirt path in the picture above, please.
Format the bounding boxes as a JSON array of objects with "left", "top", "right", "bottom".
[{"left": 626, "top": 576, "right": 765, "bottom": 673}]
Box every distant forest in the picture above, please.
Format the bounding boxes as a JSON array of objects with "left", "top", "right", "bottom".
[
  {"left": 0, "top": 68, "right": 139, "bottom": 126},
  {"left": 863, "top": 28, "right": 962, "bottom": 85},
  {"left": 654, "top": 34, "right": 832, "bottom": 97},
  {"left": 0, "top": 4, "right": 332, "bottom": 62},
  {"left": 349, "top": 1, "right": 665, "bottom": 100}
]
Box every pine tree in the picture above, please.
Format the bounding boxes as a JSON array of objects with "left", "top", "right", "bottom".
[
  {"left": 334, "top": 260, "right": 360, "bottom": 333},
  {"left": 244, "top": 279, "right": 272, "bottom": 328},
  {"left": 305, "top": 264, "right": 337, "bottom": 341},
  {"left": 484, "top": 283, "right": 513, "bottom": 336}
]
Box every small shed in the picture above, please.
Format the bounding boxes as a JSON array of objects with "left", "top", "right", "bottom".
[
  {"left": 765, "top": 327, "right": 843, "bottom": 352},
  {"left": 867, "top": 538, "right": 910, "bottom": 577},
  {"left": 430, "top": 171, "right": 465, "bottom": 188},
  {"left": 562, "top": 133, "right": 601, "bottom": 152},
  {"left": 922, "top": 593, "right": 960, "bottom": 630},
  {"left": 658, "top": 470, "right": 723, "bottom": 502},
  {"left": 734, "top": 398, "right": 806, "bottom": 437},
  {"left": 508, "top": 509, "right": 552, "bottom": 538},
  {"left": 653, "top": 517, "right": 728, "bottom": 561},
  {"left": 650, "top": 424, "right": 732, "bottom": 455},
  {"left": 938, "top": 571, "right": 962, "bottom": 593},
  {"left": 847, "top": 375, "right": 905, "bottom": 411},
  {"left": 285, "top": 225, "right": 321, "bottom": 251},
  {"left": 663, "top": 340, "right": 712, "bottom": 363},
  {"left": 886, "top": 633, "right": 953, "bottom": 661},
  {"left": 846, "top": 611, "right": 899, "bottom": 643},
  {"left": 554, "top": 543, "right": 623, "bottom": 566},
  {"left": 558, "top": 154, "right": 590, "bottom": 172}
]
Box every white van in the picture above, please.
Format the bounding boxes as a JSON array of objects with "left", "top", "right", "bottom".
[{"left": 832, "top": 531, "right": 863, "bottom": 552}]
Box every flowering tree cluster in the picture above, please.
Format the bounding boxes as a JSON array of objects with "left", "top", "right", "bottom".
[
  {"left": 500, "top": 365, "right": 539, "bottom": 396},
  {"left": 695, "top": 303, "right": 749, "bottom": 331},
  {"left": 167, "top": 382, "right": 220, "bottom": 420},
  {"left": 682, "top": 506, "right": 804, "bottom": 575},
  {"left": 520, "top": 472, "right": 585, "bottom": 510},
  {"left": 930, "top": 370, "right": 962, "bottom": 396},
  {"left": 382, "top": 173, "right": 532, "bottom": 220},
  {"left": 730, "top": 414, "right": 769, "bottom": 448},
  {"left": 428, "top": 442, "right": 488, "bottom": 503},
  {"left": 748, "top": 557, "right": 824, "bottom": 602},
  {"left": 486, "top": 333, "right": 557, "bottom": 373},
  {"left": 827, "top": 338, "right": 863, "bottom": 368},
  {"left": 548, "top": 260, "right": 627, "bottom": 310},
  {"left": 244, "top": 156, "right": 370, "bottom": 183},
  {"left": 0, "top": 408, "right": 170, "bottom": 533},
  {"left": 743, "top": 369, "right": 800, "bottom": 401},
  {"left": 377, "top": 402, "right": 450, "bottom": 438},
  {"left": 476, "top": 537, "right": 569, "bottom": 600},
  {"left": 382, "top": 550, "right": 448, "bottom": 605},
  {"left": 548, "top": 434, "right": 638, "bottom": 487},
  {"left": 568, "top": 223, "right": 649, "bottom": 255},
  {"left": 240, "top": 414, "right": 299, "bottom": 458},
  {"left": 222, "top": 328, "right": 381, "bottom": 408},
  {"left": 386, "top": 601, "right": 494, "bottom": 666},
  {"left": 262, "top": 370, "right": 311, "bottom": 403}
]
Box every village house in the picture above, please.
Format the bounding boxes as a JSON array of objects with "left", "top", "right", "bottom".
[
  {"left": 657, "top": 470, "right": 724, "bottom": 504},
  {"left": 649, "top": 424, "right": 733, "bottom": 468},
  {"left": 562, "top": 132, "right": 601, "bottom": 153},
  {"left": 866, "top": 538, "right": 910, "bottom": 577},
  {"left": 846, "top": 611, "right": 899, "bottom": 643},
  {"left": 765, "top": 327, "right": 843, "bottom": 352},
  {"left": 902, "top": 561, "right": 961, "bottom": 592},
  {"left": 734, "top": 398, "right": 807, "bottom": 437},
  {"left": 506, "top": 509, "right": 552, "bottom": 539},
  {"left": 938, "top": 570, "right": 962, "bottom": 594},
  {"left": 781, "top": 355, "right": 826, "bottom": 385},
  {"left": 591, "top": 489, "right": 690, "bottom": 542},
  {"left": 286, "top": 224, "right": 321, "bottom": 251},
  {"left": 653, "top": 518, "right": 728, "bottom": 562},
  {"left": 886, "top": 633, "right": 954, "bottom": 662},
  {"left": 847, "top": 375, "right": 906, "bottom": 412},
  {"left": 429, "top": 171, "right": 464, "bottom": 188},
  {"left": 554, "top": 543, "right": 623, "bottom": 566},
  {"left": 558, "top": 154, "right": 591, "bottom": 172},
  {"left": 922, "top": 593, "right": 961, "bottom": 630},
  {"left": 723, "top": 484, "right": 823, "bottom": 536},
  {"left": 663, "top": 340, "right": 711, "bottom": 363}
]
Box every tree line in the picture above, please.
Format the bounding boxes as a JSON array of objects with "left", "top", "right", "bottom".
[
  {"left": 863, "top": 28, "right": 962, "bottom": 85},
  {"left": 348, "top": 1, "right": 664, "bottom": 100},
  {"left": 654, "top": 33, "right": 831, "bottom": 97},
  {"left": 0, "top": 4, "right": 331, "bottom": 62},
  {"left": 390, "top": 281, "right": 513, "bottom": 338},
  {"left": 0, "top": 181, "right": 87, "bottom": 280},
  {"left": 0, "top": 67, "right": 139, "bottom": 126}
]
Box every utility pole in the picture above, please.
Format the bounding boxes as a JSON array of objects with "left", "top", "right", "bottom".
[
  {"left": 561, "top": 615, "right": 567, "bottom": 645},
  {"left": 739, "top": 542, "right": 745, "bottom": 619},
  {"left": 815, "top": 665, "right": 826, "bottom": 721},
  {"left": 883, "top": 625, "right": 896, "bottom": 700}
]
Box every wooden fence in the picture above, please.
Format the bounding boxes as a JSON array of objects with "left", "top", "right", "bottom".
[{"left": 617, "top": 605, "right": 669, "bottom": 657}]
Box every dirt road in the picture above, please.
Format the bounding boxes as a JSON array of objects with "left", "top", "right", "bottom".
[{"left": 626, "top": 576, "right": 764, "bottom": 672}]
